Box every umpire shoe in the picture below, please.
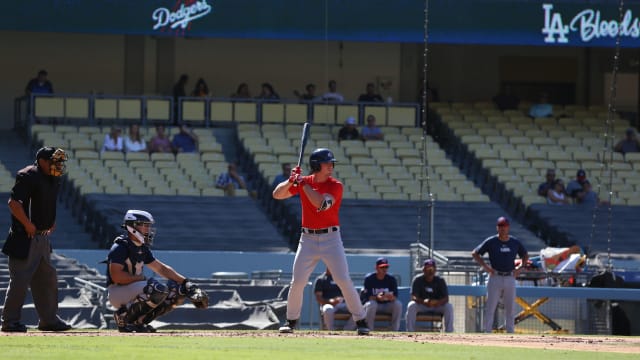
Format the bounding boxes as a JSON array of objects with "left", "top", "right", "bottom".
[
  {"left": 38, "top": 321, "right": 72, "bottom": 332},
  {"left": 279, "top": 319, "right": 297, "bottom": 334},
  {"left": 356, "top": 319, "right": 370, "bottom": 336},
  {"left": 1, "top": 322, "right": 27, "bottom": 333}
]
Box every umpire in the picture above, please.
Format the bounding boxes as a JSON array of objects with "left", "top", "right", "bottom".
[{"left": 1, "top": 147, "right": 72, "bottom": 332}]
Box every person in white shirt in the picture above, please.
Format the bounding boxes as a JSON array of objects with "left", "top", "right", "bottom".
[
  {"left": 124, "top": 124, "right": 147, "bottom": 153},
  {"left": 321, "top": 80, "right": 344, "bottom": 103},
  {"left": 102, "top": 126, "right": 124, "bottom": 153}
]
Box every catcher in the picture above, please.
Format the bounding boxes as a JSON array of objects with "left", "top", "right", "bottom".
[{"left": 105, "top": 209, "right": 209, "bottom": 332}]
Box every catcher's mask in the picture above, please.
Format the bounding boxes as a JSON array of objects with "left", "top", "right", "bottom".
[
  {"left": 122, "top": 209, "right": 156, "bottom": 246},
  {"left": 309, "top": 148, "right": 337, "bottom": 172},
  {"left": 36, "top": 147, "right": 68, "bottom": 176}
]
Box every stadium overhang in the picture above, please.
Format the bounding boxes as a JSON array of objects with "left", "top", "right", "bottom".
[{"left": 1, "top": 1, "right": 639, "bottom": 47}]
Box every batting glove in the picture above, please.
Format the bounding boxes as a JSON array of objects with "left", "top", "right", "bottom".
[{"left": 293, "top": 174, "right": 305, "bottom": 186}]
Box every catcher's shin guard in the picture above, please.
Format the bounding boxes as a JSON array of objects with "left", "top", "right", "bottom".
[
  {"left": 123, "top": 279, "right": 170, "bottom": 325},
  {"left": 137, "top": 279, "right": 187, "bottom": 324},
  {"left": 140, "top": 302, "right": 175, "bottom": 324}
]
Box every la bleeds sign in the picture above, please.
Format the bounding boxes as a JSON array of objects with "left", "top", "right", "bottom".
[{"left": 152, "top": 0, "right": 212, "bottom": 35}]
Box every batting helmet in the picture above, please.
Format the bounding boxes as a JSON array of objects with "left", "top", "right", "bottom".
[
  {"left": 309, "top": 148, "right": 337, "bottom": 172},
  {"left": 122, "top": 210, "right": 156, "bottom": 246}
]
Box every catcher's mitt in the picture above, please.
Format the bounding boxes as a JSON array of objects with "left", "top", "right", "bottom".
[{"left": 181, "top": 280, "right": 209, "bottom": 309}]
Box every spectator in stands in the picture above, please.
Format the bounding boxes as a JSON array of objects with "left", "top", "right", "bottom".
[
  {"left": 566, "top": 169, "right": 589, "bottom": 204},
  {"left": 528, "top": 92, "right": 553, "bottom": 118},
  {"left": 405, "top": 259, "right": 454, "bottom": 332},
  {"left": 171, "top": 124, "right": 199, "bottom": 153},
  {"left": 173, "top": 74, "right": 188, "bottom": 100},
  {"left": 576, "top": 181, "right": 608, "bottom": 207},
  {"left": 546, "top": 179, "right": 569, "bottom": 205},
  {"left": 255, "top": 82, "right": 280, "bottom": 101},
  {"left": 272, "top": 163, "right": 292, "bottom": 189},
  {"left": 230, "top": 83, "right": 251, "bottom": 99},
  {"left": 314, "top": 268, "right": 356, "bottom": 331},
  {"left": 492, "top": 85, "right": 519, "bottom": 111},
  {"left": 293, "top": 83, "right": 319, "bottom": 102},
  {"left": 216, "top": 162, "right": 248, "bottom": 196},
  {"left": 191, "top": 78, "right": 210, "bottom": 97},
  {"left": 321, "top": 80, "right": 344, "bottom": 103},
  {"left": 358, "top": 83, "right": 384, "bottom": 103},
  {"left": 537, "top": 169, "right": 556, "bottom": 198},
  {"left": 338, "top": 117, "right": 360, "bottom": 141},
  {"left": 101, "top": 126, "right": 124, "bottom": 153},
  {"left": 25, "top": 69, "right": 54, "bottom": 96},
  {"left": 614, "top": 128, "right": 640, "bottom": 155},
  {"left": 362, "top": 257, "right": 403, "bottom": 331},
  {"left": 172, "top": 74, "right": 188, "bottom": 124},
  {"left": 148, "top": 125, "right": 173, "bottom": 153},
  {"left": 124, "top": 123, "right": 147, "bottom": 153},
  {"left": 360, "top": 114, "right": 384, "bottom": 141}
]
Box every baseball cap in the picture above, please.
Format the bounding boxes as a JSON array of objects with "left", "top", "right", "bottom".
[
  {"left": 346, "top": 116, "right": 356, "bottom": 125},
  {"left": 36, "top": 146, "right": 57, "bottom": 160},
  {"left": 576, "top": 169, "right": 586, "bottom": 178},
  {"left": 376, "top": 257, "right": 389, "bottom": 268},
  {"left": 496, "top": 216, "right": 510, "bottom": 226},
  {"left": 423, "top": 259, "right": 436, "bottom": 268}
]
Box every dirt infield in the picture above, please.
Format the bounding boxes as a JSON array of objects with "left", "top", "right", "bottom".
[{"left": 4, "top": 330, "right": 639, "bottom": 354}]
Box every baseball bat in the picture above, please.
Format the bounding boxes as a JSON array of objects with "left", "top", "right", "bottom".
[
  {"left": 293, "top": 122, "right": 311, "bottom": 187},
  {"left": 297, "top": 122, "right": 311, "bottom": 168}
]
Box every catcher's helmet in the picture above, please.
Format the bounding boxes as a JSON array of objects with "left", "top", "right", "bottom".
[
  {"left": 122, "top": 209, "right": 155, "bottom": 246},
  {"left": 309, "top": 148, "right": 337, "bottom": 172}
]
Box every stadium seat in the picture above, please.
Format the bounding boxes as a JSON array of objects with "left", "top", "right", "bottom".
[{"left": 101, "top": 151, "right": 125, "bottom": 161}]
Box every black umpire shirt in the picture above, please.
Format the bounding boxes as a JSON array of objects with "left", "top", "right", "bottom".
[{"left": 10, "top": 164, "right": 59, "bottom": 231}]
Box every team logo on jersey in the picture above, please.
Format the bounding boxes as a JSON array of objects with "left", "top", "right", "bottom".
[{"left": 152, "top": 0, "right": 213, "bottom": 35}]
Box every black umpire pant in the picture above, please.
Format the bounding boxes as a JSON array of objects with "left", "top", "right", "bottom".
[{"left": 2, "top": 234, "right": 62, "bottom": 327}]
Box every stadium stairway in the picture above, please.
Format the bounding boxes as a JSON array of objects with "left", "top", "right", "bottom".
[{"left": 0, "top": 129, "right": 96, "bottom": 249}]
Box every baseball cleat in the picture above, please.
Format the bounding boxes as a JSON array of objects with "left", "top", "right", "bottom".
[
  {"left": 356, "top": 320, "right": 370, "bottom": 335},
  {"left": 118, "top": 323, "right": 156, "bottom": 333},
  {"left": 279, "top": 319, "right": 297, "bottom": 334}
]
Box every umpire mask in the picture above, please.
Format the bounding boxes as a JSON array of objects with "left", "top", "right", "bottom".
[
  {"left": 49, "top": 148, "right": 68, "bottom": 176},
  {"left": 36, "top": 147, "right": 68, "bottom": 176}
]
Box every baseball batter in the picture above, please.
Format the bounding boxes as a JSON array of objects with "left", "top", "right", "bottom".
[{"left": 272, "top": 148, "right": 369, "bottom": 335}]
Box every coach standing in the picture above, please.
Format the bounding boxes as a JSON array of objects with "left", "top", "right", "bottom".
[
  {"left": 471, "top": 216, "right": 528, "bottom": 333},
  {"left": 1, "top": 147, "right": 72, "bottom": 332}
]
